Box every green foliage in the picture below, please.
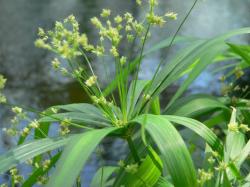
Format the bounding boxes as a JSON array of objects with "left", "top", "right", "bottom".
[{"left": 0, "top": 0, "right": 250, "bottom": 186}]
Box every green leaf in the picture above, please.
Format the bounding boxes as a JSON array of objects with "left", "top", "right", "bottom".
[
  {"left": 204, "top": 111, "right": 230, "bottom": 128},
  {"left": 164, "top": 28, "right": 250, "bottom": 110},
  {"left": 218, "top": 171, "right": 232, "bottom": 187},
  {"left": 140, "top": 28, "right": 250, "bottom": 112},
  {"left": 56, "top": 103, "right": 103, "bottom": 116},
  {"left": 134, "top": 114, "right": 197, "bottom": 187},
  {"left": 227, "top": 43, "right": 250, "bottom": 65},
  {"left": 155, "top": 177, "right": 174, "bottom": 187},
  {"left": 90, "top": 166, "right": 117, "bottom": 187},
  {"left": 127, "top": 80, "right": 148, "bottom": 118},
  {"left": 117, "top": 147, "right": 163, "bottom": 187},
  {"left": 225, "top": 108, "right": 245, "bottom": 162},
  {"left": 165, "top": 43, "right": 226, "bottom": 110},
  {"left": 236, "top": 139, "right": 250, "bottom": 167},
  {"left": 165, "top": 115, "right": 224, "bottom": 156},
  {"left": 150, "top": 96, "right": 161, "bottom": 115},
  {"left": 39, "top": 112, "right": 111, "bottom": 127},
  {"left": 147, "top": 40, "right": 204, "bottom": 98},
  {"left": 0, "top": 137, "right": 70, "bottom": 174},
  {"left": 46, "top": 127, "right": 117, "bottom": 187},
  {"left": 164, "top": 94, "right": 229, "bottom": 117}
]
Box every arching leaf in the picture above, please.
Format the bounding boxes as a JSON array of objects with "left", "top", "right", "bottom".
[
  {"left": 134, "top": 114, "right": 197, "bottom": 187},
  {"left": 46, "top": 127, "right": 117, "bottom": 187},
  {"left": 0, "top": 136, "right": 71, "bottom": 174}
]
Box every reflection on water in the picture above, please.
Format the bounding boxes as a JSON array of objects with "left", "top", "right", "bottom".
[{"left": 0, "top": 0, "right": 249, "bottom": 185}]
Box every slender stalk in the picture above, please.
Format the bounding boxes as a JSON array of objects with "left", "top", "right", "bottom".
[
  {"left": 137, "top": 0, "right": 199, "bottom": 115},
  {"left": 129, "top": 24, "right": 151, "bottom": 116},
  {"left": 76, "top": 175, "right": 81, "bottom": 187},
  {"left": 80, "top": 50, "right": 103, "bottom": 95},
  {"left": 127, "top": 136, "right": 140, "bottom": 163}
]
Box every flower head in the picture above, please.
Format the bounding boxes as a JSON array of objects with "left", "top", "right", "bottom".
[
  {"left": 12, "top": 106, "right": 23, "bottom": 114},
  {"left": 125, "top": 164, "right": 139, "bottom": 174},
  {"left": 165, "top": 12, "right": 178, "bottom": 20},
  {"left": 29, "top": 120, "right": 40, "bottom": 129},
  {"left": 228, "top": 123, "right": 239, "bottom": 132},
  {"left": 85, "top": 76, "right": 97, "bottom": 87},
  {"left": 110, "top": 46, "right": 119, "bottom": 57},
  {"left": 101, "top": 9, "right": 111, "bottom": 18},
  {"left": 51, "top": 58, "right": 61, "bottom": 70}
]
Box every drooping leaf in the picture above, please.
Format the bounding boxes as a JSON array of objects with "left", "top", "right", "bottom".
[
  {"left": 140, "top": 28, "right": 250, "bottom": 112},
  {"left": 227, "top": 43, "right": 250, "bottom": 65},
  {"left": 46, "top": 127, "right": 117, "bottom": 187},
  {"left": 164, "top": 94, "right": 229, "bottom": 117},
  {"left": 0, "top": 136, "right": 71, "bottom": 174},
  {"left": 55, "top": 103, "right": 104, "bottom": 116},
  {"left": 165, "top": 115, "right": 224, "bottom": 156},
  {"left": 134, "top": 114, "right": 197, "bottom": 187},
  {"left": 39, "top": 112, "right": 111, "bottom": 127}
]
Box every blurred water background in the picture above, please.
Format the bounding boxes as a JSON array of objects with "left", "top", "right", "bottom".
[{"left": 0, "top": 0, "right": 250, "bottom": 186}]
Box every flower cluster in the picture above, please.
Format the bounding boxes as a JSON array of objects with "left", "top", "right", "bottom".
[
  {"left": 34, "top": 1, "right": 178, "bottom": 128},
  {"left": 146, "top": 0, "right": 177, "bottom": 27},
  {"left": 197, "top": 169, "right": 213, "bottom": 185},
  {"left": 228, "top": 122, "right": 250, "bottom": 133},
  {"left": 220, "top": 66, "right": 248, "bottom": 99},
  {"left": 85, "top": 75, "right": 97, "bottom": 87},
  {"left": 9, "top": 168, "right": 23, "bottom": 185},
  {"left": 2, "top": 106, "right": 41, "bottom": 138},
  {"left": 59, "top": 118, "right": 71, "bottom": 136},
  {"left": 0, "top": 75, "right": 7, "bottom": 103},
  {"left": 118, "top": 160, "right": 139, "bottom": 174},
  {"left": 35, "top": 15, "right": 93, "bottom": 60}
]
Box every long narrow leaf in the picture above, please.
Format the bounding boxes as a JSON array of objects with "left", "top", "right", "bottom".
[
  {"left": 164, "top": 94, "right": 229, "bottom": 117},
  {"left": 134, "top": 114, "right": 197, "bottom": 187},
  {"left": 165, "top": 115, "right": 224, "bottom": 156},
  {"left": 0, "top": 137, "right": 71, "bottom": 174},
  {"left": 46, "top": 127, "right": 117, "bottom": 187}
]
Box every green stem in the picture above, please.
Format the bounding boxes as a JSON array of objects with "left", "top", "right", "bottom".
[
  {"left": 137, "top": 0, "right": 199, "bottom": 115},
  {"left": 76, "top": 175, "right": 81, "bottom": 187},
  {"left": 129, "top": 24, "right": 151, "bottom": 117},
  {"left": 127, "top": 136, "right": 140, "bottom": 163}
]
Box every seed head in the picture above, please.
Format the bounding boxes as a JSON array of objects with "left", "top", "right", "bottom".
[{"left": 101, "top": 9, "right": 111, "bottom": 18}]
